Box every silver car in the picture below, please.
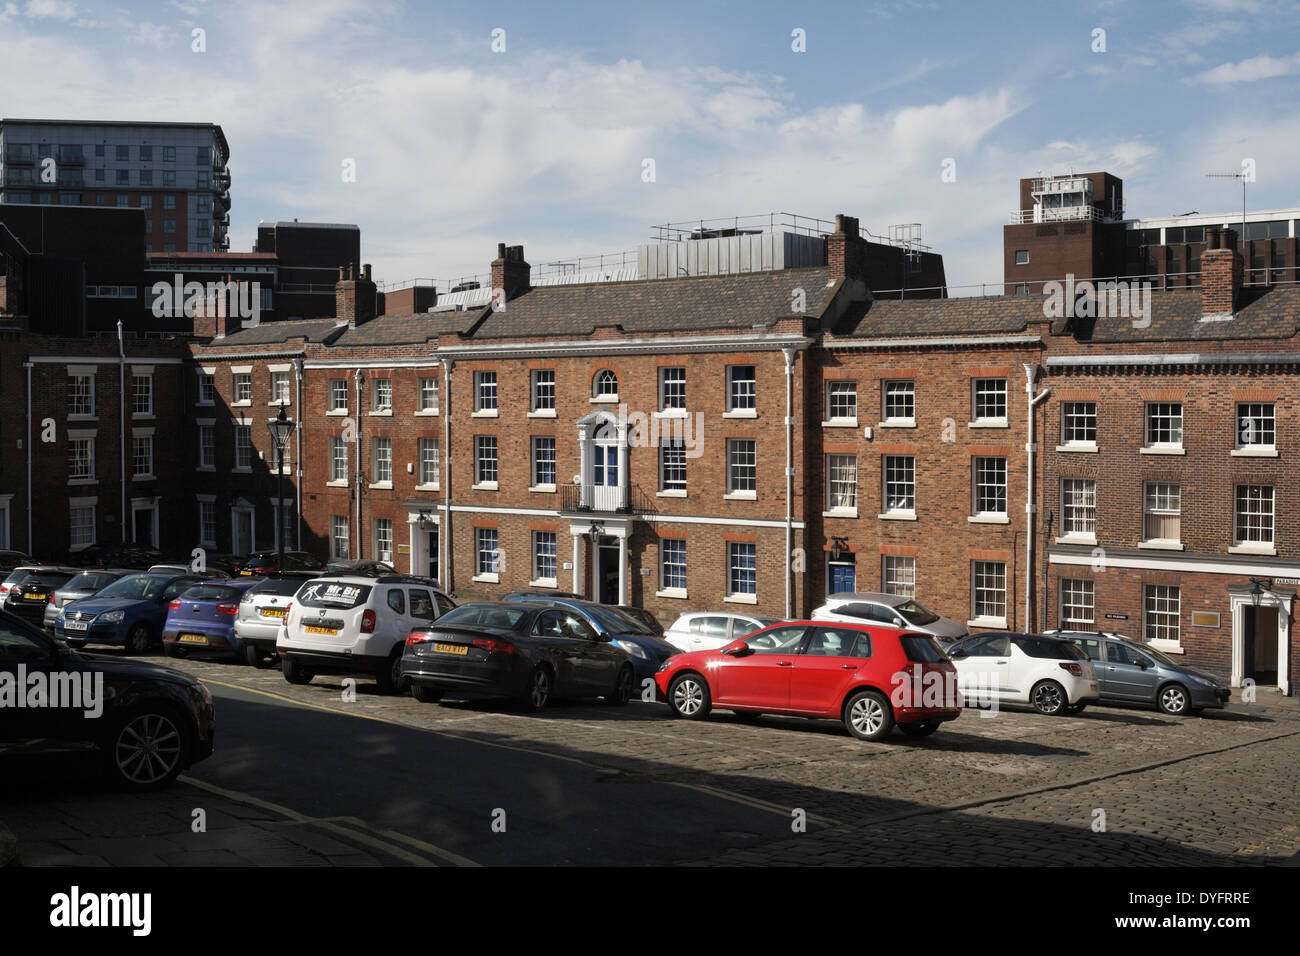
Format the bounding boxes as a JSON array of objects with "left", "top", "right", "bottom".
[
  {"left": 234, "top": 576, "right": 308, "bottom": 668},
  {"left": 42, "top": 569, "right": 133, "bottom": 633},
  {"left": 1049, "top": 630, "right": 1232, "bottom": 715},
  {"left": 663, "top": 611, "right": 779, "bottom": 653},
  {"left": 811, "top": 592, "right": 968, "bottom": 644}
]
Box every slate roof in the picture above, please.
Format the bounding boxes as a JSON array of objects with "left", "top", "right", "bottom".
[
  {"left": 331, "top": 311, "right": 470, "bottom": 347},
  {"left": 209, "top": 318, "right": 344, "bottom": 347}
]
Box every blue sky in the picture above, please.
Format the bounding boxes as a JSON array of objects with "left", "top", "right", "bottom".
[{"left": 2, "top": 0, "right": 1298, "bottom": 291}]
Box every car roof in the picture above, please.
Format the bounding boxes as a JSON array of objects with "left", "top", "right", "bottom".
[{"left": 819, "top": 592, "right": 904, "bottom": 605}]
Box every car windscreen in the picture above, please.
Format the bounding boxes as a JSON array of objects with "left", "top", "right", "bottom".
[
  {"left": 585, "top": 603, "right": 651, "bottom": 634},
  {"left": 2, "top": 570, "right": 36, "bottom": 586},
  {"left": 900, "top": 634, "right": 948, "bottom": 662},
  {"left": 296, "top": 581, "right": 372, "bottom": 609},
  {"left": 179, "top": 585, "right": 244, "bottom": 603},
  {"left": 896, "top": 600, "right": 940, "bottom": 626},
  {"left": 20, "top": 571, "right": 76, "bottom": 588},
  {"left": 69, "top": 572, "right": 118, "bottom": 591},
  {"left": 95, "top": 574, "right": 168, "bottom": 600},
  {"left": 436, "top": 604, "right": 527, "bottom": 629},
  {"left": 249, "top": 578, "right": 305, "bottom": 598},
  {"left": 1015, "top": 636, "right": 1084, "bottom": 660}
]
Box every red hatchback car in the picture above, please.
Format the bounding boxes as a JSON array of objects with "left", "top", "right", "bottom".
[{"left": 654, "top": 620, "right": 961, "bottom": 740}]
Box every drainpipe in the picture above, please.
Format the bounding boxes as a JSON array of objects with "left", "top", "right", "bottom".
[
  {"left": 1024, "top": 364, "right": 1050, "bottom": 630},
  {"left": 118, "top": 321, "right": 127, "bottom": 541},
  {"left": 23, "top": 360, "right": 32, "bottom": 554},
  {"left": 293, "top": 356, "right": 303, "bottom": 550},
  {"left": 442, "top": 359, "right": 453, "bottom": 589},
  {"left": 783, "top": 348, "right": 796, "bottom": 620},
  {"left": 353, "top": 368, "right": 364, "bottom": 559}
]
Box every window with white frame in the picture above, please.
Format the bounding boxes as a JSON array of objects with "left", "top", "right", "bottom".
[
  {"left": 593, "top": 369, "right": 618, "bottom": 399},
  {"left": 1061, "top": 401, "right": 1096, "bottom": 445},
  {"left": 198, "top": 500, "right": 217, "bottom": 547},
  {"left": 882, "top": 555, "right": 916, "bottom": 598},
  {"left": 531, "top": 370, "right": 555, "bottom": 412},
  {"left": 271, "top": 371, "right": 291, "bottom": 405},
  {"left": 1060, "top": 579, "right": 1095, "bottom": 627},
  {"left": 475, "top": 371, "right": 498, "bottom": 412},
  {"left": 131, "top": 374, "right": 153, "bottom": 415},
  {"left": 660, "top": 439, "right": 686, "bottom": 492},
  {"left": 68, "top": 374, "right": 94, "bottom": 416},
  {"left": 330, "top": 515, "right": 349, "bottom": 559},
  {"left": 373, "top": 437, "right": 393, "bottom": 484},
  {"left": 475, "top": 436, "right": 498, "bottom": 485},
  {"left": 69, "top": 504, "right": 95, "bottom": 549},
  {"left": 727, "top": 542, "right": 757, "bottom": 597},
  {"left": 1061, "top": 478, "right": 1097, "bottom": 537},
  {"left": 234, "top": 373, "right": 251, "bottom": 404},
  {"left": 533, "top": 531, "right": 557, "bottom": 583},
  {"left": 826, "top": 381, "right": 857, "bottom": 422},
  {"left": 659, "top": 367, "right": 686, "bottom": 410},
  {"left": 973, "top": 456, "right": 1007, "bottom": 516},
  {"left": 531, "top": 436, "right": 555, "bottom": 487},
  {"left": 198, "top": 373, "right": 215, "bottom": 405},
  {"left": 1145, "top": 402, "right": 1183, "bottom": 448},
  {"left": 372, "top": 378, "right": 392, "bottom": 411},
  {"left": 69, "top": 438, "right": 94, "bottom": 480},
  {"left": 329, "top": 378, "right": 348, "bottom": 412},
  {"left": 882, "top": 380, "right": 915, "bottom": 423},
  {"left": 1236, "top": 402, "right": 1275, "bottom": 449},
  {"left": 419, "top": 377, "right": 439, "bottom": 412},
  {"left": 727, "top": 365, "right": 756, "bottom": 412},
  {"left": 1144, "top": 584, "right": 1180, "bottom": 644},
  {"left": 727, "top": 439, "right": 756, "bottom": 494},
  {"left": 661, "top": 539, "right": 687, "bottom": 591},
  {"left": 1234, "top": 485, "right": 1274, "bottom": 546},
  {"left": 1143, "top": 482, "right": 1181, "bottom": 543},
  {"left": 132, "top": 434, "right": 153, "bottom": 478},
  {"left": 883, "top": 455, "right": 915, "bottom": 514},
  {"left": 972, "top": 561, "right": 1007, "bottom": 622},
  {"left": 330, "top": 437, "right": 348, "bottom": 482},
  {"left": 234, "top": 425, "right": 253, "bottom": 469},
  {"left": 198, "top": 425, "right": 214, "bottom": 469},
  {"left": 972, "top": 378, "right": 1008, "bottom": 422},
  {"left": 826, "top": 454, "right": 857, "bottom": 511},
  {"left": 476, "top": 528, "right": 499, "bottom": 576},
  {"left": 419, "top": 438, "right": 440, "bottom": 486},
  {"left": 374, "top": 518, "right": 393, "bottom": 563}
]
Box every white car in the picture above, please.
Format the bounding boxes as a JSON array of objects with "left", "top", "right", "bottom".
[
  {"left": 946, "top": 632, "right": 1098, "bottom": 715},
  {"left": 811, "top": 592, "right": 968, "bottom": 644},
  {"left": 663, "top": 611, "right": 778, "bottom": 653},
  {"left": 278, "top": 574, "right": 456, "bottom": 694}
]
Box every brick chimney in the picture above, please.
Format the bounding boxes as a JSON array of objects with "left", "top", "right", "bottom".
[
  {"left": 491, "top": 243, "right": 530, "bottom": 301},
  {"left": 191, "top": 273, "right": 244, "bottom": 339},
  {"left": 827, "top": 214, "right": 868, "bottom": 283},
  {"left": 336, "top": 262, "right": 377, "bottom": 327},
  {"left": 1201, "top": 227, "right": 1242, "bottom": 318}
]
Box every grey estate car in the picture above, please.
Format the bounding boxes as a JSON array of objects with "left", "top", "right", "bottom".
[{"left": 1049, "top": 630, "right": 1231, "bottom": 715}]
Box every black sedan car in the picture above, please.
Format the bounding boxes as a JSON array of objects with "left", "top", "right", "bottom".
[
  {"left": 0, "top": 609, "right": 215, "bottom": 790},
  {"left": 1, "top": 566, "right": 82, "bottom": 625},
  {"left": 235, "top": 551, "right": 324, "bottom": 577},
  {"left": 401, "top": 602, "right": 635, "bottom": 710}
]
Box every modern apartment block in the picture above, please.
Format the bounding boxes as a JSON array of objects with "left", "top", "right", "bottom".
[{"left": 0, "top": 118, "right": 230, "bottom": 252}]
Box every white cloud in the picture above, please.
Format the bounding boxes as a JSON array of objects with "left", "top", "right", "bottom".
[
  {"left": 23, "top": 0, "right": 76, "bottom": 20},
  {"left": 131, "top": 21, "right": 172, "bottom": 47},
  {"left": 1190, "top": 51, "right": 1300, "bottom": 84}
]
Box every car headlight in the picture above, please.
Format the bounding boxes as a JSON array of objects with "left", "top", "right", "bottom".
[
  {"left": 1188, "top": 674, "right": 1215, "bottom": 687},
  {"left": 100, "top": 610, "right": 125, "bottom": 623},
  {"left": 614, "top": 640, "right": 648, "bottom": 659}
]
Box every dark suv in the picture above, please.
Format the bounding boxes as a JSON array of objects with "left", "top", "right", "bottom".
[{"left": 236, "top": 551, "right": 324, "bottom": 576}]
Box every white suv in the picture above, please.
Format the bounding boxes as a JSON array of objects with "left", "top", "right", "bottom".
[
  {"left": 946, "top": 632, "right": 1099, "bottom": 715},
  {"left": 278, "top": 575, "right": 456, "bottom": 694}
]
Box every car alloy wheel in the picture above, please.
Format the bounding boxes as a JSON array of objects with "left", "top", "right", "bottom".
[
  {"left": 1031, "top": 680, "right": 1067, "bottom": 715},
  {"left": 1158, "top": 684, "right": 1189, "bottom": 716},
  {"left": 526, "top": 666, "right": 552, "bottom": 712},
  {"left": 606, "top": 665, "right": 634, "bottom": 706},
  {"left": 845, "top": 689, "right": 893, "bottom": 741},
  {"left": 126, "top": 624, "right": 152, "bottom": 655},
  {"left": 112, "top": 711, "right": 184, "bottom": 788},
  {"left": 669, "top": 674, "right": 710, "bottom": 718}
]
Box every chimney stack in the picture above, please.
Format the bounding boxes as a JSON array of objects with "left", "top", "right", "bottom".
[
  {"left": 491, "top": 243, "right": 530, "bottom": 302},
  {"left": 336, "top": 261, "right": 377, "bottom": 327},
  {"left": 827, "top": 214, "right": 868, "bottom": 283},
  {"left": 1201, "top": 227, "right": 1241, "bottom": 318}
]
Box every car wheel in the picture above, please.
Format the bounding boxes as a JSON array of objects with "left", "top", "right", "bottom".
[
  {"left": 844, "top": 689, "right": 894, "bottom": 741},
  {"left": 281, "top": 656, "right": 316, "bottom": 685},
  {"left": 1030, "top": 680, "right": 1068, "bottom": 715},
  {"left": 898, "top": 721, "right": 940, "bottom": 738},
  {"left": 412, "top": 685, "right": 444, "bottom": 704},
  {"left": 125, "top": 623, "right": 153, "bottom": 655},
  {"left": 101, "top": 707, "right": 189, "bottom": 791},
  {"left": 523, "top": 665, "right": 552, "bottom": 712},
  {"left": 667, "top": 672, "right": 711, "bottom": 720},
  {"left": 243, "top": 644, "right": 274, "bottom": 669},
  {"left": 603, "top": 664, "right": 634, "bottom": 706},
  {"left": 375, "top": 649, "right": 410, "bottom": 696},
  {"left": 1158, "top": 683, "right": 1190, "bottom": 716}
]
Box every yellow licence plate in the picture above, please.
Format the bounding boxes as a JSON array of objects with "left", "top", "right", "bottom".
[
  {"left": 179, "top": 634, "right": 207, "bottom": 644},
  {"left": 260, "top": 608, "right": 286, "bottom": 618},
  {"left": 304, "top": 625, "right": 338, "bottom": 635},
  {"left": 433, "top": 643, "right": 468, "bottom": 655},
  {"left": 27, "top": 592, "right": 48, "bottom": 601},
  {"left": 240, "top": 570, "right": 253, "bottom": 576}
]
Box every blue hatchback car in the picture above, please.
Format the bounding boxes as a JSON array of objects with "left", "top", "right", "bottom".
[
  {"left": 499, "top": 595, "right": 679, "bottom": 689},
  {"left": 55, "top": 572, "right": 208, "bottom": 654},
  {"left": 162, "top": 578, "right": 263, "bottom": 658}
]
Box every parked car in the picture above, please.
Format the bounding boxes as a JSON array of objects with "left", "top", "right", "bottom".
[
  {"left": 0, "top": 551, "right": 34, "bottom": 574},
  {"left": 43, "top": 569, "right": 134, "bottom": 633},
  {"left": 1, "top": 567, "right": 81, "bottom": 625},
  {"left": 402, "top": 602, "right": 636, "bottom": 709},
  {"left": 54, "top": 572, "right": 208, "bottom": 653},
  {"left": 235, "top": 551, "right": 324, "bottom": 576},
  {"left": 946, "top": 632, "right": 1098, "bottom": 715},
  {"left": 277, "top": 575, "right": 456, "bottom": 694},
  {"left": 147, "top": 564, "right": 230, "bottom": 578},
  {"left": 655, "top": 620, "right": 961, "bottom": 740},
  {"left": 502, "top": 588, "right": 586, "bottom": 602},
  {"left": 663, "top": 611, "right": 779, "bottom": 654},
  {"left": 499, "top": 595, "right": 678, "bottom": 688},
  {"left": 235, "top": 576, "right": 308, "bottom": 668},
  {"left": 0, "top": 607, "right": 215, "bottom": 790},
  {"left": 1048, "top": 629, "right": 1231, "bottom": 715},
  {"left": 321, "top": 559, "right": 398, "bottom": 577},
  {"left": 75, "top": 543, "right": 172, "bottom": 570},
  {"left": 162, "top": 578, "right": 264, "bottom": 658},
  {"left": 811, "top": 592, "right": 968, "bottom": 644},
  {"left": 617, "top": 605, "right": 664, "bottom": 636}
]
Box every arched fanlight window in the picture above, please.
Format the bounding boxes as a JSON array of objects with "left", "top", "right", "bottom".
[{"left": 593, "top": 369, "right": 618, "bottom": 398}]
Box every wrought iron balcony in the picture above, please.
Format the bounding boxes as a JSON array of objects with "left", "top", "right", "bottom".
[{"left": 559, "top": 482, "right": 655, "bottom": 516}]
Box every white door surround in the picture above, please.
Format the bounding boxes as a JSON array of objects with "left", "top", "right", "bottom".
[
  {"left": 1227, "top": 585, "right": 1293, "bottom": 695},
  {"left": 568, "top": 518, "right": 630, "bottom": 604}
]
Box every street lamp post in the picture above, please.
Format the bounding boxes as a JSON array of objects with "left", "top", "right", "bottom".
[
  {"left": 267, "top": 405, "right": 296, "bottom": 572},
  {"left": 1042, "top": 509, "right": 1054, "bottom": 633}
]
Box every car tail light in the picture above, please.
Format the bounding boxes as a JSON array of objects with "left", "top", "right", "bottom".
[
  {"left": 48, "top": 593, "right": 57, "bottom": 605},
  {"left": 360, "top": 609, "right": 376, "bottom": 633},
  {"left": 216, "top": 602, "right": 239, "bottom": 615},
  {"left": 169, "top": 599, "right": 182, "bottom": 610},
  {"left": 1059, "top": 662, "right": 1083, "bottom": 676},
  {"left": 282, "top": 602, "right": 292, "bottom": 622},
  {"left": 471, "top": 637, "right": 514, "bottom": 655},
  {"left": 406, "top": 631, "right": 432, "bottom": 646}
]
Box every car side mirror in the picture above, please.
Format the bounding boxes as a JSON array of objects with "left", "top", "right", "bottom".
[
  {"left": 949, "top": 648, "right": 967, "bottom": 659},
  {"left": 1137, "top": 658, "right": 1150, "bottom": 669},
  {"left": 722, "top": 641, "right": 752, "bottom": 657},
  {"left": 892, "top": 618, "right": 905, "bottom": 627}
]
